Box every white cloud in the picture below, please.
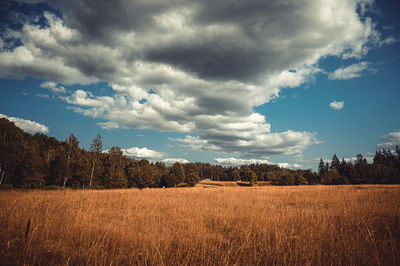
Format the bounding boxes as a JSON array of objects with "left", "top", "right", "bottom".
[
  {"left": 214, "top": 157, "right": 270, "bottom": 166},
  {"left": 172, "top": 130, "right": 320, "bottom": 157},
  {"left": 276, "top": 163, "right": 304, "bottom": 169},
  {"left": 121, "top": 147, "right": 167, "bottom": 161},
  {"left": 329, "top": 100, "right": 344, "bottom": 110},
  {"left": 40, "top": 81, "right": 66, "bottom": 94},
  {"left": 379, "top": 36, "right": 397, "bottom": 46},
  {"left": 36, "top": 94, "right": 50, "bottom": 98},
  {"left": 162, "top": 158, "right": 189, "bottom": 165},
  {"left": 0, "top": 0, "right": 386, "bottom": 158},
  {"left": 342, "top": 156, "right": 373, "bottom": 163},
  {"left": 377, "top": 131, "right": 400, "bottom": 149},
  {"left": 214, "top": 157, "right": 303, "bottom": 169},
  {"left": 328, "top": 62, "right": 371, "bottom": 80},
  {"left": 0, "top": 113, "right": 49, "bottom": 134}
]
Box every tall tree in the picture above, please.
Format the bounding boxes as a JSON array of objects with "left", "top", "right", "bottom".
[
  {"left": 331, "top": 154, "right": 340, "bottom": 171},
  {"left": 62, "top": 134, "right": 79, "bottom": 187},
  {"left": 241, "top": 168, "right": 257, "bottom": 185},
  {"left": 318, "top": 158, "right": 326, "bottom": 176},
  {"left": 185, "top": 172, "right": 200, "bottom": 186},
  {"left": 231, "top": 169, "right": 241, "bottom": 181},
  {"left": 89, "top": 134, "right": 102, "bottom": 188},
  {"left": 103, "top": 146, "right": 127, "bottom": 188},
  {"left": 171, "top": 162, "right": 186, "bottom": 185},
  {"left": 0, "top": 118, "right": 26, "bottom": 186}
]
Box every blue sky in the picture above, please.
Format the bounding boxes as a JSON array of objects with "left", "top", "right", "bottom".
[{"left": 1, "top": 0, "right": 399, "bottom": 170}]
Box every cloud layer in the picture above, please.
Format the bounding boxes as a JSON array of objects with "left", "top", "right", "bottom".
[
  {"left": 0, "top": 0, "right": 382, "bottom": 158},
  {"left": 0, "top": 113, "right": 49, "bottom": 134}
]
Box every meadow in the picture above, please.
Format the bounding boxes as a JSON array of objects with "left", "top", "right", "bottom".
[{"left": 0, "top": 185, "right": 399, "bottom": 265}]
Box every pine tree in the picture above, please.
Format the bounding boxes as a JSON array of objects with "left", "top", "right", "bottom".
[
  {"left": 331, "top": 154, "right": 340, "bottom": 171},
  {"left": 318, "top": 158, "right": 326, "bottom": 176}
]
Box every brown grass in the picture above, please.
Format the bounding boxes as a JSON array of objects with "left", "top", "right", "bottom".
[{"left": 1, "top": 185, "right": 399, "bottom": 265}]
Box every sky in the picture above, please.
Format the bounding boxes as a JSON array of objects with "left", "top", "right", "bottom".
[{"left": 0, "top": 0, "right": 399, "bottom": 170}]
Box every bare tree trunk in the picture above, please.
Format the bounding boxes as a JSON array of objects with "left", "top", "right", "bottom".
[
  {"left": 89, "top": 159, "right": 95, "bottom": 188},
  {"left": 47, "top": 149, "right": 52, "bottom": 167},
  {"left": 0, "top": 170, "right": 5, "bottom": 186},
  {"left": 63, "top": 153, "right": 71, "bottom": 188}
]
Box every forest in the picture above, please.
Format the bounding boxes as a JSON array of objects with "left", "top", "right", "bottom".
[{"left": 0, "top": 118, "right": 399, "bottom": 189}]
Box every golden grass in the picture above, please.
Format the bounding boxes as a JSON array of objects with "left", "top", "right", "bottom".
[
  {"left": 1, "top": 185, "right": 399, "bottom": 265},
  {"left": 198, "top": 180, "right": 272, "bottom": 187}
]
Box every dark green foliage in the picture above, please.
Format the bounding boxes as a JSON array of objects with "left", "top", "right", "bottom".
[
  {"left": 171, "top": 162, "right": 185, "bottom": 185},
  {"left": 319, "top": 149, "right": 400, "bottom": 185},
  {"left": 231, "top": 169, "right": 241, "bottom": 181},
  {"left": 161, "top": 171, "right": 176, "bottom": 188},
  {"left": 331, "top": 154, "right": 340, "bottom": 171},
  {"left": 269, "top": 169, "right": 308, "bottom": 186},
  {"left": 102, "top": 147, "right": 128, "bottom": 188},
  {"left": 270, "top": 169, "right": 294, "bottom": 186},
  {"left": 298, "top": 169, "right": 319, "bottom": 184},
  {"left": 241, "top": 168, "right": 257, "bottom": 185},
  {"left": 318, "top": 158, "right": 326, "bottom": 176},
  {"left": 185, "top": 172, "right": 200, "bottom": 187},
  {"left": 321, "top": 168, "right": 349, "bottom": 185}
]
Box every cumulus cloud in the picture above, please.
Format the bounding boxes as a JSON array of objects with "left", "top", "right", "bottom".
[
  {"left": 162, "top": 158, "right": 189, "bottom": 165},
  {"left": 0, "top": 113, "right": 49, "bottom": 134},
  {"left": 329, "top": 100, "right": 344, "bottom": 110},
  {"left": 121, "top": 147, "right": 167, "bottom": 161},
  {"left": 0, "top": 0, "right": 385, "bottom": 158},
  {"left": 40, "top": 81, "right": 66, "bottom": 94},
  {"left": 328, "top": 62, "right": 371, "bottom": 80},
  {"left": 275, "top": 163, "right": 303, "bottom": 169},
  {"left": 377, "top": 131, "right": 400, "bottom": 149},
  {"left": 172, "top": 130, "right": 320, "bottom": 157}
]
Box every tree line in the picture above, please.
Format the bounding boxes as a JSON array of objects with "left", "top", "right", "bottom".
[
  {"left": 317, "top": 151, "right": 400, "bottom": 185},
  {"left": 0, "top": 118, "right": 200, "bottom": 189},
  {"left": 1, "top": 118, "right": 399, "bottom": 189}
]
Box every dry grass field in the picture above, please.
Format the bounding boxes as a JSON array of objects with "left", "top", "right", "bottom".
[
  {"left": 1, "top": 185, "right": 399, "bottom": 265},
  {"left": 198, "top": 180, "right": 272, "bottom": 187}
]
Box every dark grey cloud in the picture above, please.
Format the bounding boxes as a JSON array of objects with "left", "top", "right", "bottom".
[
  {"left": 45, "top": 0, "right": 176, "bottom": 42},
  {"left": 7, "top": 0, "right": 378, "bottom": 83},
  {"left": 193, "top": 0, "right": 301, "bottom": 25},
  {"left": 147, "top": 41, "right": 267, "bottom": 81}
]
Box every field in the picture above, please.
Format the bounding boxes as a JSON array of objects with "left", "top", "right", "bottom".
[{"left": 1, "top": 185, "right": 399, "bottom": 265}]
